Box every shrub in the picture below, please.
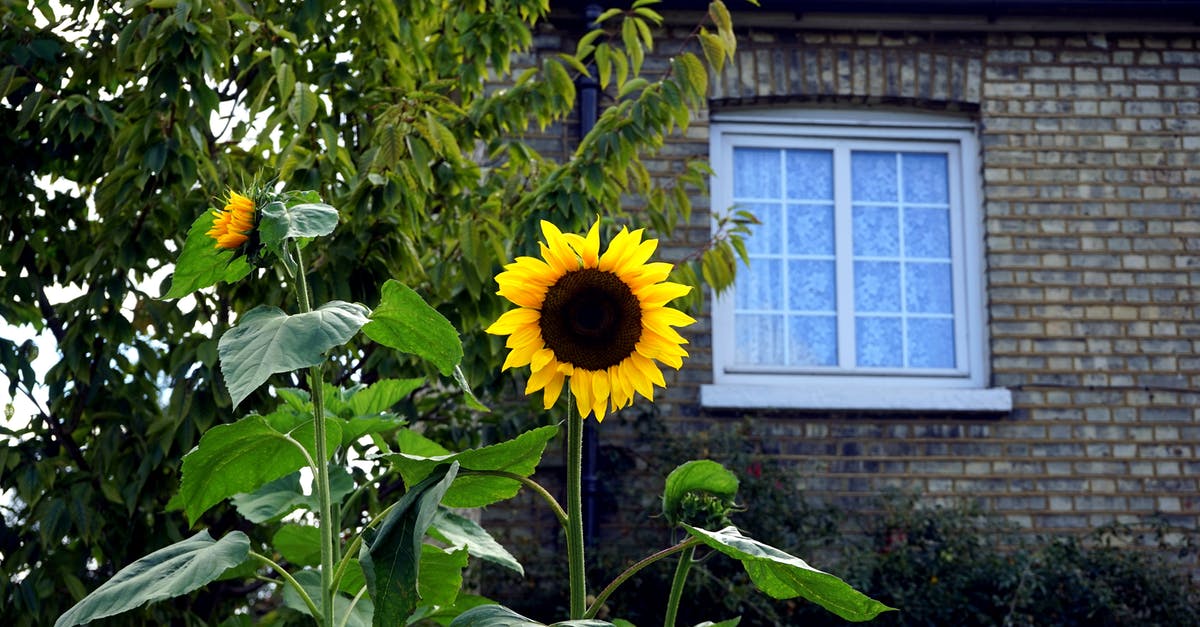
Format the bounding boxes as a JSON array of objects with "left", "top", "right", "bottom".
[{"left": 484, "top": 417, "right": 1200, "bottom": 627}]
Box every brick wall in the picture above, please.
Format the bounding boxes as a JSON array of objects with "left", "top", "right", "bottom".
[{"left": 481, "top": 15, "right": 1200, "bottom": 553}]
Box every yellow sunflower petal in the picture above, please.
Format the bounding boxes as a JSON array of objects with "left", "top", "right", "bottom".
[
  {"left": 502, "top": 340, "right": 541, "bottom": 371},
  {"left": 636, "top": 282, "right": 693, "bottom": 308},
  {"left": 486, "top": 308, "right": 540, "bottom": 335},
  {"left": 609, "top": 364, "right": 633, "bottom": 409},
  {"left": 570, "top": 369, "right": 594, "bottom": 418},
  {"left": 540, "top": 221, "right": 581, "bottom": 274},
  {"left": 597, "top": 227, "right": 635, "bottom": 272},
  {"left": 612, "top": 237, "right": 658, "bottom": 276},
  {"left": 623, "top": 262, "right": 674, "bottom": 290},
  {"left": 644, "top": 321, "right": 688, "bottom": 346},
  {"left": 497, "top": 284, "right": 548, "bottom": 309},
  {"left": 505, "top": 324, "right": 542, "bottom": 350},
  {"left": 526, "top": 362, "right": 559, "bottom": 395},
  {"left": 637, "top": 329, "right": 689, "bottom": 368},
  {"left": 591, "top": 371, "right": 611, "bottom": 419},
  {"left": 499, "top": 255, "right": 558, "bottom": 281},
  {"left": 564, "top": 220, "right": 601, "bottom": 267},
  {"left": 542, "top": 370, "right": 566, "bottom": 409},
  {"left": 531, "top": 348, "right": 556, "bottom": 373},
  {"left": 625, "top": 360, "right": 655, "bottom": 403},
  {"left": 643, "top": 306, "right": 697, "bottom": 328},
  {"left": 629, "top": 352, "right": 667, "bottom": 388}
]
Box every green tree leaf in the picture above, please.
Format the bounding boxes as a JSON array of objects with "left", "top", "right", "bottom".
[
  {"left": 382, "top": 425, "right": 558, "bottom": 508},
  {"left": 681, "top": 525, "right": 896, "bottom": 622},
  {"left": 361, "top": 462, "right": 459, "bottom": 627},
  {"left": 178, "top": 413, "right": 342, "bottom": 525},
  {"left": 288, "top": 84, "right": 321, "bottom": 128},
  {"left": 362, "top": 279, "right": 463, "bottom": 376},
  {"left": 55, "top": 530, "right": 249, "bottom": 627},
  {"left": 218, "top": 301, "right": 370, "bottom": 407},
  {"left": 429, "top": 508, "right": 524, "bottom": 575},
  {"left": 662, "top": 459, "right": 739, "bottom": 526},
  {"left": 162, "top": 209, "right": 253, "bottom": 299}
]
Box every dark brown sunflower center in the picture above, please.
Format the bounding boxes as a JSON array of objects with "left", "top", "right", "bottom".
[{"left": 539, "top": 268, "right": 643, "bottom": 371}]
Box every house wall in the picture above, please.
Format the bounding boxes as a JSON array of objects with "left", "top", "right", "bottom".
[{"left": 481, "top": 14, "right": 1200, "bottom": 554}]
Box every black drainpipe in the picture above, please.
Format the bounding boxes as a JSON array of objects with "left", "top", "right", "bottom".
[{"left": 578, "top": 3, "right": 603, "bottom": 547}]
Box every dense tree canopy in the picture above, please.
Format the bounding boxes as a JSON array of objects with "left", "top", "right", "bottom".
[{"left": 0, "top": 0, "right": 745, "bottom": 622}]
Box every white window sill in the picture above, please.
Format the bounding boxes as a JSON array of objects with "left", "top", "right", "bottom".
[{"left": 700, "top": 383, "right": 1013, "bottom": 412}]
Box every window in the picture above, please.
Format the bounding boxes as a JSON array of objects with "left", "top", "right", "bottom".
[{"left": 703, "top": 110, "right": 1010, "bottom": 411}]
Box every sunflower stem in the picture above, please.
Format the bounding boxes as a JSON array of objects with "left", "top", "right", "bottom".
[
  {"left": 294, "top": 241, "right": 336, "bottom": 627},
  {"left": 585, "top": 537, "right": 701, "bottom": 620},
  {"left": 663, "top": 544, "right": 696, "bottom": 627},
  {"left": 566, "top": 396, "right": 587, "bottom": 619}
]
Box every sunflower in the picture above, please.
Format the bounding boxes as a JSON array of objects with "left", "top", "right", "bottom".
[
  {"left": 486, "top": 220, "right": 696, "bottom": 421},
  {"left": 206, "top": 190, "right": 256, "bottom": 250}
]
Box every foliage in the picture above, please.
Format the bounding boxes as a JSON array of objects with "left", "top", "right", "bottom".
[
  {"left": 43, "top": 181, "right": 888, "bottom": 624},
  {"left": 491, "top": 417, "right": 1200, "bottom": 627},
  {"left": 0, "top": 0, "right": 753, "bottom": 623}
]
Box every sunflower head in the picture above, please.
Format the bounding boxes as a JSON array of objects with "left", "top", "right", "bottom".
[
  {"left": 486, "top": 220, "right": 696, "bottom": 421},
  {"left": 206, "top": 190, "right": 257, "bottom": 250}
]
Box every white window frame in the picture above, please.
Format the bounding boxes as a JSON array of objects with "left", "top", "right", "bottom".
[{"left": 702, "top": 109, "right": 1011, "bottom": 412}]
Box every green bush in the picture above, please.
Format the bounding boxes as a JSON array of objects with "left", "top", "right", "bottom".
[{"left": 484, "top": 416, "right": 1200, "bottom": 627}]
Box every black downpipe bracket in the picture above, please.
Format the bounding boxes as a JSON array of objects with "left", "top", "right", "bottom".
[{"left": 578, "top": 3, "right": 603, "bottom": 548}]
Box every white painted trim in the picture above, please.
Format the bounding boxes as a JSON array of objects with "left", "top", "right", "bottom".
[
  {"left": 701, "top": 383, "right": 1013, "bottom": 413},
  {"left": 709, "top": 110, "right": 995, "bottom": 408}
]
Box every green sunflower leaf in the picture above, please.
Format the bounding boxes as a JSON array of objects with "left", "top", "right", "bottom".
[
  {"left": 178, "top": 413, "right": 342, "bottom": 525},
  {"left": 282, "top": 569, "right": 375, "bottom": 627},
  {"left": 361, "top": 462, "right": 459, "bottom": 626},
  {"left": 407, "top": 593, "right": 494, "bottom": 625},
  {"left": 662, "top": 459, "right": 739, "bottom": 527},
  {"left": 429, "top": 508, "right": 524, "bottom": 575},
  {"left": 230, "top": 465, "right": 355, "bottom": 524},
  {"left": 161, "top": 209, "right": 252, "bottom": 299},
  {"left": 54, "top": 530, "right": 250, "bottom": 627},
  {"left": 417, "top": 544, "right": 469, "bottom": 607},
  {"left": 382, "top": 425, "right": 558, "bottom": 508},
  {"left": 218, "top": 301, "right": 370, "bottom": 407},
  {"left": 448, "top": 605, "right": 616, "bottom": 627},
  {"left": 362, "top": 279, "right": 463, "bottom": 376},
  {"left": 258, "top": 200, "right": 339, "bottom": 251},
  {"left": 680, "top": 525, "right": 896, "bottom": 622},
  {"left": 273, "top": 524, "right": 321, "bottom": 566}
]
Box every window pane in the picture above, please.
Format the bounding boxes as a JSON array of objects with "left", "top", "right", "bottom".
[
  {"left": 743, "top": 203, "right": 782, "bottom": 255},
  {"left": 788, "top": 260, "right": 835, "bottom": 311},
  {"left": 789, "top": 315, "right": 837, "bottom": 366},
  {"left": 734, "top": 148, "right": 780, "bottom": 198},
  {"left": 785, "top": 149, "right": 833, "bottom": 200},
  {"left": 908, "top": 317, "right": 955, "bottom": 368},
  {"left": 902, "top": 153, "right": 949, "bottom": 204},
  {"left": 851, "top": 151, "right": 898, "bottom": 202},
  {"left": 904, "top": 207, "right": 951, "bottom": 258},
  {"left": 853, "top": 205, "right": 900, "bottom": 256},
  {"left": 788, "top": 204, "right": 834, "bottom": 255},
  {"left": 905, "top": 262, "right": 953, "bottom": 314},
  {"left": 854, "top": 261, "right": 901, "bottom": 312},
  {"left": 856, "top": 316, "right": 902, "bottom": 367},
  {"left": 735, "top": 314, "right": 784, "bottom": 365},
  {"left": 735, "top": 258, "right": 783, "bottom": 310}
]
